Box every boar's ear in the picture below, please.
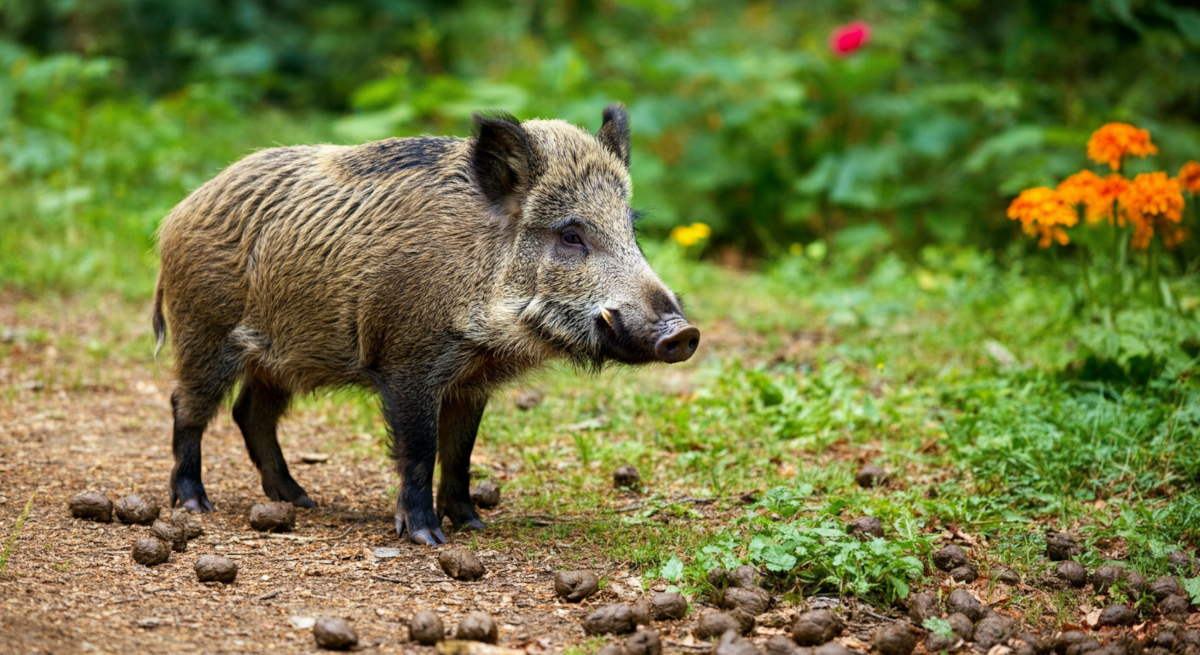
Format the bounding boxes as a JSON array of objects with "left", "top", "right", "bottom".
[
  {"left": 472, "top": 112, "right": 535, "bottom": 213},
  {"left": 596, "top": 103, "right": 630, "bottom": 168}
]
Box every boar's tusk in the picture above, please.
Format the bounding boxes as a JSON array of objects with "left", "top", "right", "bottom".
[{"left": 596, "top": 306, "right": 614, "bottom": 328}]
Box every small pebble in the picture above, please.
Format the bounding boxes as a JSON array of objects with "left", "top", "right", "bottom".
[
  {"left": 791, "top": 609, "right": 841, "bottom": 646},
  {"left": 1045, "top": 531, "right": 1080, "bottom": 561},
  {"left": 855, "top": 464, "right": 888, "bottom": 488},
  {"left": 932, "top": 545, "right": 970, "bottom": 571},
  {"left": 694, "top": 611, "right": 741, "bottom": 640},
  {"left": 131, "top": 537, "right": 169, "bottom": 566},
  {"left": 614, "top": 465, "right": 641, "bottom": 489},
  {"left": 313, "top": 616, "right": 358, "bottom": 650},
  {"left": 249, "top": 502, "right": 295, "bottom": 532},
  {"left": 649, "top": 592, "right": 688, "bottom": 620},
  {"left": 946, "top": 588, "right": 984, "bottom": 622},
  {"left": 728, "top": 564, "right": 763, "bottom": 588},
  {"left": 469, "top": 480, "right": 501, "bottom": 509},
  {"left": 1097, "top": 604, "right": 1136, "bottom": 627},
  {"left": 874, "top": 624, "right": 917, "bottom": 655},
  {"left": 439, "top": 549, "right": 486, "bottom": 581},
  {"left": 195, "top": 554, "right": 237, "bottom": 584},
  {"left": 585, "top": 604, "right": 637, "bottom": 636},
  {"left": 116, "top": 494, "right": 160, "bottom": 525},
  {"left": 714, "top": 630, "right": 761, "bottom": 655},
  {"left": 625, "top": 629, "right": 662, "bottom": 655},
  {"left": 409, "top": 610, "right": 444, "bottom": 645},
  {"left": 554, "top": 570, "right": 599, "bottom": 601},
  {"left": 455, "top": 611, "right": 498, "bottom": 643},
  {"left": 1056, "top": 560, "right": 1088, "bottom": 588},
  {"left": 950, "top": 565, "right": 977, "bottom": 583},
  {"left": 846, "top": 516, "right": 884, "bottom": 540},
  {"left": 151, "top": 520, "right": 186, "bottom": 552},
  {"left": 721, "top": 586, "right": 770, "bottom": 617},
  {"left": 69, "top": 491, "right": 113, "bottom": 522}
]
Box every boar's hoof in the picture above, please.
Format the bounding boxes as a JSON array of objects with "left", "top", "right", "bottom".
[
  {"left": 409, "top": 528, "right": 448, "bottom": 546},
  {"left": 396, "top": 512, "right": 447, "bottom": 546},
  {"left": 439, "top": 501, "right": 486, "bottom": 532},
  {"left": 262, "top": 476, "right": 316, "bottom": 508},
  {"left": 170, "top": 477, "right": 214, "bottom": 513},
  {"left": 655, "top": 324, "right": 700, "bottom": 363},
  {"left": 288, "top": 495, "right": 316, "bottom": 509}
]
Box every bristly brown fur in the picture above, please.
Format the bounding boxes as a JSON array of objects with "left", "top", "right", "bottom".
[{"left": 154, "top": 103, "right": 697, "bottom": 544}]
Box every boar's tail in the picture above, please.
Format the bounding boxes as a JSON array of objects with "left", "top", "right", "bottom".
[{"left": 152, "top": 271, "right": 166, "bottom": 360}]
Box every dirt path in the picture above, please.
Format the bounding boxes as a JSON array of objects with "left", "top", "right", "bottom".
[{"left": 0, "top": 295, "right": 684, "bottom": 654}]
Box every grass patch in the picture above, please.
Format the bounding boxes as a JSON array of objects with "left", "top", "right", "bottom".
[{"left": 0, "top": 493, "right": 35, "bottom": 575}]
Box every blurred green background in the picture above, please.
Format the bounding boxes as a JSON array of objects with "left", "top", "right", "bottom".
[{"left": 2, "top": 0, "right": 1199, "bottom": 293}]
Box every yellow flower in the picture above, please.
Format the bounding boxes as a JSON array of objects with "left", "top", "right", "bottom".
[
  {"left": 670, "top": 222, "right": 712, "bottom": 247},
  {"left": 1180, "top": 161, "right": 1200, "bottom": 195},
  {"left": 1056, "top": 170, "right": 1129, "bottom": 225},
  {"left": 1118, "top": 171, "right": 1185, "bottom": 250},
  {"left": 1086, "top": 123, "right": 1157, "bottom": 171},
  {"left": 1007, "top": 187, "right": 1078, "bottom": 247}
]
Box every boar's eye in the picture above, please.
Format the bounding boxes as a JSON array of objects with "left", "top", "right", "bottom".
[{"left": 560, "top": 230, "right": 584, "bottom": 248}]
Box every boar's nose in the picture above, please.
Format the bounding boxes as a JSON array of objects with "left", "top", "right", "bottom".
[{"left": 655, "top": 320, "right": 700, "bottom": 363}]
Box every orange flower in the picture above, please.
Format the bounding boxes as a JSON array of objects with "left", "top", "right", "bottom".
[
  {"left": 1086, "top": 123, "right": 1157, "bottom": 171},
  {"left": 1056, "top": 170, "right": 1129, "bottom": 225},
  {"left": 1118, "top": 171, "right": 1185, "bottom": 250},
  {"left": 1180, "top": 161, "right": 1200, "bottom": 194},
  {"left": 1007, "top": 187, "right": 1078, "bottom": 247}
]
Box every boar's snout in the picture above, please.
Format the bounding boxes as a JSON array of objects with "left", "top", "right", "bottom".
[{"left": 655, "top": 318, "right": 700, "bottom": 363}]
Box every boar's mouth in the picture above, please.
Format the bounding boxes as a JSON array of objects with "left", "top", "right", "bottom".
[{"left": 594, "top": 306, "right": 700, "bottom": 365}]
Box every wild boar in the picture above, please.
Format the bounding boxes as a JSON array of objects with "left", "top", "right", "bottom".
[{"left": 153, "top": 104, "right": 699, "bottom": 545}]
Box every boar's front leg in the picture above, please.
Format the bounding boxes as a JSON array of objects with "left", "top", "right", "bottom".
[
  {"left": 436, "top": 393, "right": 487, "bottom": 532},
  {"left": 381, "top": 382, "right": 446, "bottom": 546}
]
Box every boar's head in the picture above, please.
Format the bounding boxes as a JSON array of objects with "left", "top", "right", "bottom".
[{"left": 473, "top": 104, "right": 699, "bottom": 368}]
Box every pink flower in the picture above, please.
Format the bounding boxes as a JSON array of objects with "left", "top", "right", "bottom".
[{"left": 830, "top": 21, "right": 871, "bottom": 56}]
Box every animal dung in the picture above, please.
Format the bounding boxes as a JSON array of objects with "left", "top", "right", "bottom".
[
  {"left": 131, "top": 537, "right": 170, "bottom": 567},
  {"left": 613, "top": 465, "right": 641, "bottom": 489},
  {"left": 195, "top": 554, "right": 238, "bottom": 584},
  {"left": 469, "top": 480, "right": 501, "bottom": 509},
  {"left": 553, "top": 570, "right": 599, "bottom": 602},
  {"left": 150, "top": 520, "right": 186, "bottom": 552},
  {"left": 439, "top": 548, "right": 485, "bottom": 581},
  {"left": 409, "top": 610, "right": 445, "bottom": 645},
  {"left": 249, "top": 501, "right": 295, "bottom": 532},
  {"left": 115, "top": 493, "right": 160, "bottom": 525},
  {"left": 313, "top": 616, "right": 358, "bottom": 650},
  {"left": 69, "top": 491, "right": 113, "bottom": 522},
  {"left": 455, "top": 611, "right": 498, "bottom": 643}
]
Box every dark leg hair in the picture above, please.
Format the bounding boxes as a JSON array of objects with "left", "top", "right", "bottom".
[
  {"left": 169, "top": 340, "right": 242, "bottom": 512},
  {"left": 231, "top": 375, "right": 313, "bottom": 507},
  {"left": 436, "top": 392, "right": 487, "bottom": 531}
]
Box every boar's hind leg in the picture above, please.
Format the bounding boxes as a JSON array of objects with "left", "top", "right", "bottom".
[
  {"left": 381, "top": 383, "right": 445, "bottom": 546},
  {"left": 169, "top": 341, "right": 242, "bottom": 513},
  {"left": 436, "top": 394, "right": 487, "bottom": 532},
  {"left": 231, "top": 377, "right": 314, "bottom": 508}
]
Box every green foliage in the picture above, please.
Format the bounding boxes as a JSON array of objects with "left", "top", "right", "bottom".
[{"left": 693, "top": 488, "right": 931, "bottom": 604}]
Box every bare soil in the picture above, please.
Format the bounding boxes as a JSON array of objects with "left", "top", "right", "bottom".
[{"left": 0, "top": 294, "right": 684, "bottom": 654}]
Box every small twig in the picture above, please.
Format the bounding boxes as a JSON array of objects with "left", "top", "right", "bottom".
[
  {"left": 371, "top": 574, "right": 405, "bottom": 584},
  {"left": 254, "top": 590, "right": 280, "bottom": 601},
  {"left": 264, "top": 533, "right": 319, "bottom": 542}
]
